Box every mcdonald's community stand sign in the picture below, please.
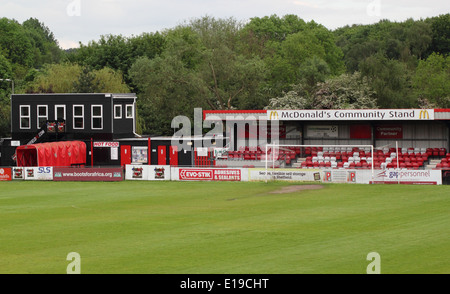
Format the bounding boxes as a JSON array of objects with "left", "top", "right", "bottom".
[{"left": 266, "top": 109, "right": 435, "bottom": 121}]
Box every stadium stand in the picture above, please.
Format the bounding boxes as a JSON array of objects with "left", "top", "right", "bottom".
[{"left": 216, "top": 145, "right": 448, "bottom": 170}]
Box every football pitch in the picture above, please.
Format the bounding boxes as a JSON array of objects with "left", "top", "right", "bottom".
[{"left": 0, "top": 180, "right": 448, "bottom": 274}]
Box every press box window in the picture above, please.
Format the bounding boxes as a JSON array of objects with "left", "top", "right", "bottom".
[
  {"left": 92, "top": 105, "right": 103, "bottom": 129},
  {"left": 73, "top": 105, "right": 84, "bottom": 129},
  {"left": 114, "top": 105, "right": 122, "bottom": 119},
  {"left": 55, "top": 105, "right": 66, "bottom": 121},
  {"left": 126, "top": 104, "right": 134, "bottom": 119},
  {"left": 20, "top": 105, "right": 31, "bottom": 129},
  {"left": 37, "top": 105, "right": 48, "bottom": 129}
]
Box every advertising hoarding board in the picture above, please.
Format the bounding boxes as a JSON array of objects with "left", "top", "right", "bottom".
[{"left": 53, "top": 167, "right": 123, "bottom": 181}]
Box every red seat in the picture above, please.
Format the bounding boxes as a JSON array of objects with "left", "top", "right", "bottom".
[{"left": 433, "top": 148, "right": 439, "bottom": 156}]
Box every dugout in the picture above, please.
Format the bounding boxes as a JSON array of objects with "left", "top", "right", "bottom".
[{"left": 15, "top": 141, "right": 86, "bottom": 167}]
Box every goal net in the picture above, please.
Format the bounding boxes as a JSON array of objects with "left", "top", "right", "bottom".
[{"left": 263, "top": 144, "right": 375, "bottom": 183}]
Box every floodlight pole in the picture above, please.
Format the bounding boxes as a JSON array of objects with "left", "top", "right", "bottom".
[{"left": 0, "top": 78, "right": 14, "bottom": 95}]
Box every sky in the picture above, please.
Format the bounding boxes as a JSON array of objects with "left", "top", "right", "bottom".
[{"left": 1, "top": 0, "right": 448, "bottom": 49}]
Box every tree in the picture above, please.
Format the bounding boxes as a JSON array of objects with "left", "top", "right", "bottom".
[
  {"left": 359, "top": 53, "right": 415, "bottom": 108},
  {"left": 129, "top": 19, "right": 270, "bottom": 135},
  {"left": 66, "top": 32, "right": 165, "bottom": 86},
  {"left": 129, "top": 55, "right": 202, "bottom": 135},
  {"left": 426, "top": 14, "right": 450, "bottom": 56},
  {"left": 73, "top": 66, "right": 100, "bottom": 93},
  {"left": 128, "top": 26, "right": 206, "bottom": 135},
  {"left": 266, "top": 72, "right": 377, "bottom": 110},
  {"left": 297, "top": 56, "right": 330, "bottom": 92},
  {"left": 25, "top": 63, "right": 129, "bottom": 94},
  {"left": 413, "top": 53, "right": 450, "bottom": 108},
  {"left": 93, "top": 67, "right": 131, "bottom": 93},
  {"left": 22, "top": 17, "right": 62, "bottom": 67},
  {"left": 0, "top": 53, "right": 13, "bottom": 137},
  {"left": 0, "top": 17, "right": 34, "bottom": 67},
  {"left": 312, "top": 72, "right": 378, "bottom": 109},
  {"left": 242, "top": 16, "right": 344, "bottom": 95},
  {"left": 197, "top": 46, "right": 268, "bottom": 110}
]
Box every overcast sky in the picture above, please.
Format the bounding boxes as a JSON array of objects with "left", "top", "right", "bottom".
[{"left": 1, "top": 0, "right": 448, "bottom": 49}]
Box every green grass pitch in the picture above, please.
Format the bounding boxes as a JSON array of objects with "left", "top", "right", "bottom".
[{"left": 0, "top": 180, "right": 449, "bottom": 274}]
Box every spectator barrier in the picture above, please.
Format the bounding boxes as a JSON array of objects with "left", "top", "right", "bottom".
[{"left": 0, "top": 165, "right": 444, "bottom": 185}]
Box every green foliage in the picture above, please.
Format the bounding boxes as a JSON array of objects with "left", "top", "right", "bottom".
[
  {"left": 25, "top": 63, "right": 82, "bottom": 93},
  {"left": 73, "top": 66, "right": 100, "bottom": 93},
  {"left": 267, "top": 72, "right": 377, "bottom": 110},
  {"left": 413, "top": 53, "right": 450, "bottom": 108},
  {"left": 426, "top": 14, "right": 450, "bottom": 56},
  {"left": 25, "top": 63, "right": 129, "bottom": 94},
  {"left": 359, "top": 53, "right": 415, "bottom": 108},
  {"left": 0, "top": 14, "right": 449, "bottom": 138},
  {"left": 22, "top": 17, "right": 62, "bottom": 67},
  {"left": 130, "top": 19, "right": 270, "bottom": 135},
  {"left": 241, "top": 15, "right": 344, "bottom": 95},
  {"left": 65, "top": 32, "right": 165, "bottom": 85},
  {"left": 0, "top": 17, "right": 34, "bottom": 68}
]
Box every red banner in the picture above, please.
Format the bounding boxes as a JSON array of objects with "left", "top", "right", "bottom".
[
  {"left": 53, "top": 167, "right": 123, "bottom": 181},
  {"left": 0, "top": 168, "right": 12, "bottom": 181},
  {"left": 350, "top": 125, "right": 371, "bottom": 139},
  {"left": 179, "top": 168, "right": 241, "bottom": 181}
]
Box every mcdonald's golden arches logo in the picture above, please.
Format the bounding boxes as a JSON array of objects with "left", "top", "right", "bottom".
[
  {"left": 419, "top": 109, "right": 429, "bottom": 119},
  {"left": 269, "top": 111, "right": 279, "bottom": 120}
]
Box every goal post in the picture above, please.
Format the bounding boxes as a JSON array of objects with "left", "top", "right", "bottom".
[{"left": 264, "top": 144, "right": 375, "bottom": 183}]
